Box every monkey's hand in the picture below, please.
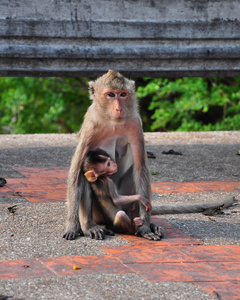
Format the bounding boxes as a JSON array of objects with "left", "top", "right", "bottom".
[
  {"left": 135, "top": 224, "right": 162, "bottom": 241},
  {"left": 138, "top": 196, "right": 152, "bottom": 212},
  {"left": 89, "top": 225, "right": 115, "bottom": 240},
  {"left": 63, "top": 225, "right": 84, "bottom": 240}
]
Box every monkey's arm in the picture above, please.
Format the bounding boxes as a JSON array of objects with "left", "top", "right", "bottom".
[
  {"left": 151, "top": 196, "right": 236, "bottom": 215},
  {"left": 113, "top": 195, "right": 152, "bottom": 212},
  {"left": 108, "top": 179, "right": 152, "bottom": 211},
  {"left": 63, "top": 120, "right": 97, "bottom": 240}
]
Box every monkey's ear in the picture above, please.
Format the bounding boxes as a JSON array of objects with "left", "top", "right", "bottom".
[
  {"left": 84, "top": 170, "right": 98, "bottom": 182},
  {"left": 88, "top": 81, "right": 95, "bottom": 100}
]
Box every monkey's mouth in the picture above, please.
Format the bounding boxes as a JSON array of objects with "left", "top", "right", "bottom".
[
  {"left": 111, "top": 114, "right": 125, "bottom": 121},
  {"left": 110, "top": 166, "right": 118, "bottom": 175},
  {"left": 112, "top": 110, "right": 125, "bottom": 118},
  {"left": 109, "top": 166, "right": 118, "bottom": 175}
]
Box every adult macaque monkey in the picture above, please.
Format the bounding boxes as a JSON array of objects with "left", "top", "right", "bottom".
[{"left": 63, "top": 70, "right": 162, "bottom": 241}]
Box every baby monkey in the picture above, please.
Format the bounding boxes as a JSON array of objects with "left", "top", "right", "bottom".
[{"left": 83, "top": 148, "right": 152, "bottom": 235}]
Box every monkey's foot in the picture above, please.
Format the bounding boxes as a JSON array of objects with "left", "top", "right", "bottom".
[
  {"left": 150, "top": 223, "right": 164, "bottom": 239},
  {"left": 135, "top": 224, "right": 162, "bottom": 241},
  {"left": 89, "top": 225, "right": 114, "bottom": 240},
  {"left": 63, "top": 226, "right": 84, "bottom": 240},
  {"left": 133, "top": 217, "right": 143, "bottom": 230}
]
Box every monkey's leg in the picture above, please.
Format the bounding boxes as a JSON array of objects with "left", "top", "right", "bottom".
[
  {"left": 134, "top": 169, "right": 162, "bottom": 241},
  {"left": 127, "top": 139, "right": 163, "bottom": 240},
  {"left": 113, "top": 210, "right": 135, "bottom": 233},
  {"left": 63, "top": 181, "right": 84, "bottom": 240}
]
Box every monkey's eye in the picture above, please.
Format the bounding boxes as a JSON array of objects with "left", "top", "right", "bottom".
[
  {"left": 120, "top": 92, "right": 127, "bottom": 97},
  {"left": 107, "top": 92, "right": 116, "bottom": 98}
]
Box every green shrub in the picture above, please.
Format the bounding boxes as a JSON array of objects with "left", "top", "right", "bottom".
[
  {"left": 0, "top": 77, "right": 89, "bottom": 134},
  {"left": 137, "top": 77, "right": 240, "bottom": 131}
]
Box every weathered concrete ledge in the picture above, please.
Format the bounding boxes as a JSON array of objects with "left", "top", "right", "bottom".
[
  {"left": 1, "top": 131, "right": 239, "bottom": 149},
  {"left": 1, "top": 0, "right": 240, "bottom": 77}
]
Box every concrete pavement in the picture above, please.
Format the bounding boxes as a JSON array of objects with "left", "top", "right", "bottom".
[{"left": 0, "top": 131, "right": 240, "bottom": 299}]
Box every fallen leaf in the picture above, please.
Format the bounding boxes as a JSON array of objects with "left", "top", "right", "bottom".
[
  {"left": 21, "top": 265, "right": 30, "bottom": 268},
  {"left": 147, "top": 151, "right": 156, "bottom": 159},
  {"left": 0, "top": 178, "right": 7, "bottom": 187},
  {"left": 11, "top": 192, "right": 22, "bottom": 197},
  {"left": 162, "top": 149, "right": 182, "bottom": 155},
  {"left": 7, "top": 205, "right": 17, "bottom": 214}
]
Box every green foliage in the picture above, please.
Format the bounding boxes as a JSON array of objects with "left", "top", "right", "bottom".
[
  {"left": 1, "top": 76, "right": 239, "bottom": 134},
  {"left": 0, "top": 77, "right": 89, "bottom": 134},
  {"left": 137, "top": 77, "right": 240, "bottom": 131}
]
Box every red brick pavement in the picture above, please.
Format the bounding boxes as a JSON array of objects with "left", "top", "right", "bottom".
[
  {"left": 1, "top": 166, "right": 240, "bottom": 203},
  {"left": 1, "top": 167, "right": 240, "bottom": 299}
]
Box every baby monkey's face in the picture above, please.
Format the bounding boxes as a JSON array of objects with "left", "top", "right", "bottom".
[{"left": 97, "top": 157, "right": 118, "bottom": 176}]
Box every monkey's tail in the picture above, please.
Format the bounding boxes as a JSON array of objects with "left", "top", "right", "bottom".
[{"left": 151, "top": 196, "right": 236, "bottom": 215}]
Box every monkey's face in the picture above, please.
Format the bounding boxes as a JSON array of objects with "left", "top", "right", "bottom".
[
  {"left": 102, "top": 89, "right": 130, "bottom": 121},
  {"left": 97, "top": 156, "right": 118, "bottom": 176}
]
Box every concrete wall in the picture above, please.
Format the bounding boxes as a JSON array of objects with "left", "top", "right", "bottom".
[{"left": 1, "top": 0, "right": 240, "bottom": 77}]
